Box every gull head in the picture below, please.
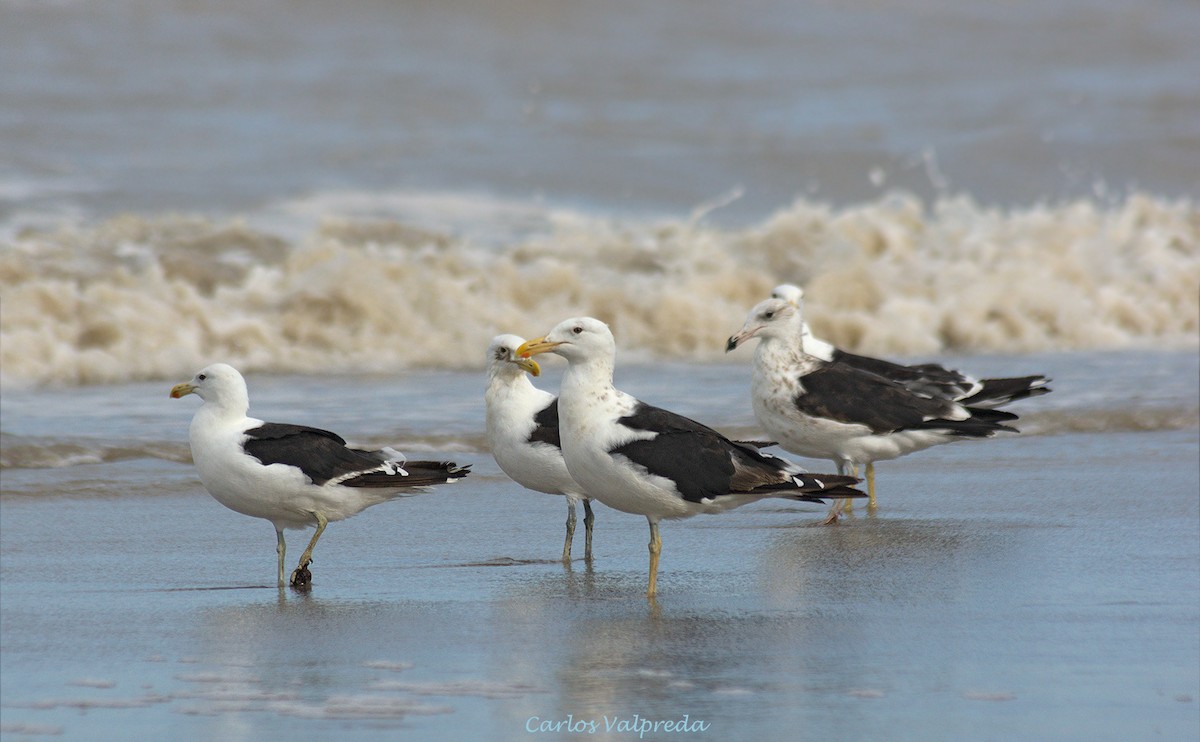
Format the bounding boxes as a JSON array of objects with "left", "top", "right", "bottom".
[
  {"left": 170, "top": 362, "right": 248, "bottom": 406},
  {"left": 487, "top": 334, "right": 541, "bottom": 378},
  {"left": 518, "top": 316, "right": 615, "bottom": 365},
  {"left": 726, "top": 298, "right": 798, "bottom": 352}
]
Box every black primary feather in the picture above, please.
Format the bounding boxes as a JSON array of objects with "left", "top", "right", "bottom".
[{"left": 343, "top": 460, "right": 470, "bottom": 488}]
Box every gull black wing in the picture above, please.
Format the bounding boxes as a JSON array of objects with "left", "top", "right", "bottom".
[{"left": 243, "top": 422, "right": 385, "bottom": 486}]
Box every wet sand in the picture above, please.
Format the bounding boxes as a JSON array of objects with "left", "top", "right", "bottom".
[{"left": 2, "top": 424, "right": 1197, "bottom": 740}]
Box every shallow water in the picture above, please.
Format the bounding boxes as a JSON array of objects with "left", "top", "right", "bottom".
[{"left": 1, "top": 351, "right": 1197, "bottom": 739}]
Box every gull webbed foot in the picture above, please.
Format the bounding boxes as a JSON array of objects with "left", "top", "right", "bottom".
[{"left": 289, "top": 559, "right": 313, "bottom": 590}]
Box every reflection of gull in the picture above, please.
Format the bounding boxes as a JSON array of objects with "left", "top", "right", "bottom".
[
  {"left": 489, "top": 574, "right": 866, "bottom": 725},
  {"left": 727, "top": 299, "right": 1019, "bottom": 519},
  {"left": 171, "top": 363, "right": 468, "bottom": 588},
  {"left": 485, "top": 335, "right": 595, "bottom": 562},
  {"left": 518, "top": 317, "right": 862, "bottom": 597}
]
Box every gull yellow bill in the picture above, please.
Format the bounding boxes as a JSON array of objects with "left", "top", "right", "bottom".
[
  {"left": 516, "top": 336, "right": 563, "bottom": 359},
  {"left": 515, "top": 356, "right": 542, "bottom": 376}
]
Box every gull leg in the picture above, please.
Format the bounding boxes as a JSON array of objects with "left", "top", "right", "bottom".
[
  {"left": 824, "top": 461, "right": 848, "bottom": 524},
  {"left": 562, "top": 500, "right": 577, "bottom": 563},
  {"left": 290, "top": 511, "right": 328, "bottom": 589},
  {"left": 582, "top": 498, "right": 595, "bottom": 562},
  {"left": 647, "top": 519, "right": 662, "bottom": 598},
  {"left": 275, "top": 528, "right": 287, "bottom": 588},
  {"left": 842, "top": 462, "right": 859, "bottom": 515},
  {"left": 866, "top": 462, "right": 878, "bottom": 512}
]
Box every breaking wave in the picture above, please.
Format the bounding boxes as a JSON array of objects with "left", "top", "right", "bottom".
[{"left": 2, "top": 190, "right": 1196, "bottom": 387}]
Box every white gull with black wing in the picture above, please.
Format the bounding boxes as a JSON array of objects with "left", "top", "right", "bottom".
[
  {"left": 517, "top": 317, "right": 862, "bottom": 597},
  {"left": 485, "top": 334, "right": 595, "bottom": 562},
  {"left": 727, "top": 298, "right": 1018, "bottom": 516},
  {"left": 171, "top": 363, "right": 468, "bottom": 588}
]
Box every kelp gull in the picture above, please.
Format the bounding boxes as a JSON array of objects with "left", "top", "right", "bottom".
[
  {"left": 517, "top": 317, "right": 862, "bottom": 598},
  {"left": 171, "top": 363, "right": 469, "bottom": 588},
  {"left": 485, "top": 334, "right": 595, "bottom": 562},
  {"left": 727, "top": 298, "right": 1019, "bottom": 518}
]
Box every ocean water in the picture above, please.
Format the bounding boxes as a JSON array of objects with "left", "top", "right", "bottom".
[
  {"left": 1, "top": 353, "right": 1198, "bottom": 740},
  {"left": 2, "top": 0, "right": 1199, "bottom": 223},
  {"left": 2, "top": 0, "right": 1199, "bottom": 739}
]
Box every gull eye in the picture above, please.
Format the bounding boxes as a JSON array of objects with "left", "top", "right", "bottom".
[
  {"left": 763, "top": 311, "right": 775, "bottom": 320},
  {"left": 197, "top": 373, "right": 207, "bottom": 381},
  {"left": 572, "top": 326, "right": 584, "bottom": 335}
]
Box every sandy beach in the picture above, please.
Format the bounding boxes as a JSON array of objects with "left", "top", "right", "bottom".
[{"left": 2, "top": 354, "right": 1197, "bottom": 740}]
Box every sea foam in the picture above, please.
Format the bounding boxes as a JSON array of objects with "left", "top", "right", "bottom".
[{"left": 2, "top": 192, "right": 1196, "bottom": 387}]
